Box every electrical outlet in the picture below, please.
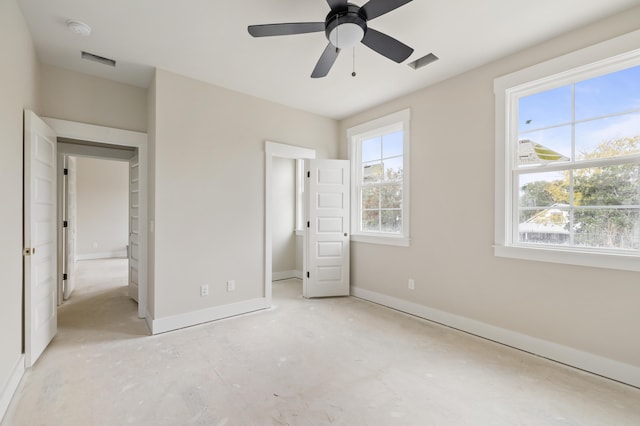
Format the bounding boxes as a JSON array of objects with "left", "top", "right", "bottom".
[
  {"left": 408, "top": 278, "right": 415, "bottom": 290},
  {"left": 200, "top": 284, "right": 209, "bottom": 297},
  {"left": 227, "top": 280, "right": 235, "bottom": 292}
]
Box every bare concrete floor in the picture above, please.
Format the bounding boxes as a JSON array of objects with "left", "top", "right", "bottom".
[{"left": 3, "top": 259, "right": 640, "bottom": 425}]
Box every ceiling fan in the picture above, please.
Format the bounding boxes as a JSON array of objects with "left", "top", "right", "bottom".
[{"left": 248, "top": 0, "right": 414, "bottom": 78}]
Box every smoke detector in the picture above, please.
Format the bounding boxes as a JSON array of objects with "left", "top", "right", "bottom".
[{"left": 67, "top": 20, "right": 92, "bottom": 37}]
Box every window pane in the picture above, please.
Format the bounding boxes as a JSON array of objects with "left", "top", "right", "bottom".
[
  {"left": 517, "top": 126, "right": 572, "bottom": 166},
  {"left": 517, "top": 165, "right": 640, "bottom": 249},
  {"left": 383, "top": 157, "right": 403, "bottom": 181},
  {"left": 574, "top": 164, "right": 640, "bottom": 207},
  {"left": 574, "top": 208, "right": 639, "bottom": 250},
  {"left": 519, "top": 85, "right": 572, "bottom": 131},
  {"left": 380, "top": 185, "right": 402, "bottom": 209},
  {"left": 518, "top": 180, "right": 570, "bottom": 245},
  {"left": 362, "top": 137, "right": 381, "bottom": 162},
  {"left": 381, "top": 210, "right": 402, "bottom": 233},
  {"left": 362, "top": 210, "right": 380, "bottom": 232},
  {"left": 518, "top": 171, "right": 568, "bottom": 223},
  {"left": 383, "top": 131, "right": 403, "bottom": 158},
  {"left": 575, "top": 114, "right": 640, "bottom": 160},
  {"left": 363, "top": 161, "right": 383, "bottom": 183},
  {"left": 575, "top": 65, "right": 640, "bottom": 121},
  {"left": 519, "top": 204, "right": 570, "bottom": 245},
  {"left": 362, "top": 187, "right": 379, "bottom": 209}
]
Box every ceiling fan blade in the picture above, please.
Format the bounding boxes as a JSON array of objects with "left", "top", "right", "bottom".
[
  {"left": 361, "top": 28, "right": 413, "bottom": 63},
  {"left": 326, "top": 0, "right": 348, "bottom": 10},
  {"left": 360, "top": 0, "right": 412, "bottom": 20},
  {"left": 248, "top": 22, "right": 325, "bottom": 37},
  {"left": 311, "top": 43, "right": 341, "bottom": 78}
]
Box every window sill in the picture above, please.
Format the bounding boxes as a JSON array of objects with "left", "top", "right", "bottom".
[
  {"left": 494, "top": 244, "right": 640, "bottom": 272},
  {"left": 351, "top": 234, "right": 410, "bottom": 247}
]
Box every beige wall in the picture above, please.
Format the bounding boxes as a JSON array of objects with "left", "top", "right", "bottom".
[
  {"left": 152, "top": 69, "right": 338, "bottom": 318},
  {"left": 0, "top": 0, "right": 39, "bottom": 410},
  {"left": 39, "top": 63, "right": 147, "bottom": 133},
  {"left": 75, "top": 157, "right": 129, "bottom": 258},
  {"left": 272, "top": 157, "right": 296, "bottom": 275},
  {"left": 339, "top": 8, "right": 640, "bottom": 369}
]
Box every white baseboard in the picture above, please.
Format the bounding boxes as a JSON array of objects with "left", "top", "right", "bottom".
[
  {"left": 273, "top": 270, "right": 302, "bottom": 281},
  {"left": 77, "top": 250, "right": 127, "bottom": 261},
  {"left": 0, "top": 355, "right": 24, "bottom": 422},
  {"left": 351, "top": 286, "right": 640, "bottom": 388},
  {"left": 150, "top": 298, "right": 269, "bottom": 334}
]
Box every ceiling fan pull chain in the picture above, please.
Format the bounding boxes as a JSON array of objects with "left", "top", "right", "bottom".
[{"left": 352, "top": 47, "right": 357, "bottom": 77}]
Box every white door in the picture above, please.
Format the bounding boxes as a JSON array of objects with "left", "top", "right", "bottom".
[
  {"left": 304, "top": 159, "right": 350, "bottom": 298},
  {"left": 63, "top": 156, "right": 77, "bottom": 299},
  {"left": 128, "top": 153, "right": 140, "bottom": 302},
  {"left": 24, "top": 110, "right": 58, "bottom": 367}
]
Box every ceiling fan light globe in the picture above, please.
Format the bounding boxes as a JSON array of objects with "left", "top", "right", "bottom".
[{"left": 329, "top": 23, "right": 364, "bottom": 49}]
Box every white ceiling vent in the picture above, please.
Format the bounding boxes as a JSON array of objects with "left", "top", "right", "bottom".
[
  {"left": 408, "top": 53, "right": 439, "bottom": 70},
  {"left": 81, "top": 51, "right": 116, "bottom": 67}
]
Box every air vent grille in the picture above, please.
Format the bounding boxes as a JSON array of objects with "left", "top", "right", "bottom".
[
  {"left": 408, "top": 53, "right": 439, "bottom": 70},
  {"left": 81, "top": 51, "right": 116, "bottom": 67}
]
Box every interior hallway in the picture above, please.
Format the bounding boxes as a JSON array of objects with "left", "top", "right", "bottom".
[{"left": 3, "top": 259, "right": 640, "bottom": 425}]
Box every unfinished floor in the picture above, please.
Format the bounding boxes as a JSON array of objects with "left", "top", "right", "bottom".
[{"left": 3, "top": 259, "right": 640, "bottom": 425}]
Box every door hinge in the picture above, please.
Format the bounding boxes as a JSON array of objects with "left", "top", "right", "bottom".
[
  {"left": 63, "top": 168, "right": 68, "bottom": 176},
  {"left": 307, "top": 221, "right": 310, "bottom": 228},
  {"left": 63, "top": 273, "right": 68, "bottom": 281},
  {"left": 307, "top": 271, "right": 310, "bottom": 279},
  {"left": 307, "top": 171, "right": 310, "bottom": 178},
  {"left": 63, "top": 220, "right": 68, "bottom": 228}
]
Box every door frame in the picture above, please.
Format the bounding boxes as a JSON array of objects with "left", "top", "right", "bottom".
[
  {"left": 264, "top": 141, "right": 315, "bottom": 306},
  {"left": 44, "top": 118, "right": 149, "bottom": 319}
]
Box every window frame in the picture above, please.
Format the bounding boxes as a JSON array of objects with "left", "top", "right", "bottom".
[
  {"left": 348, "top": 109, "right": 411, "bottom": 247},
  {"left": 494, "top": 29, "right": 640, "bottom": 271}
]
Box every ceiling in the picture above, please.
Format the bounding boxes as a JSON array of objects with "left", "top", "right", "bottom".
[{"left": 18, "top": 0, "right": 640, "bottom": 120}]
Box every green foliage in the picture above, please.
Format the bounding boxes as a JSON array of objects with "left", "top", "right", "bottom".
[
  {"left": 361, "top": 165, "right": 403, "bottom": 233},
  {"left": 519, "top": 136, "right": 639, "bottom": 248}
]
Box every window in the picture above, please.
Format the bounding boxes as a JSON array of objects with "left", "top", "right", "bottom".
[
  {"left": 495, "top": 34, "right": 640, "bottom": 271},
  {"left": 348, "top": 109, "right": 410, "bottom": 246}
]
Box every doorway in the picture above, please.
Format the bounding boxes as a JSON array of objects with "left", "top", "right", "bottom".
[
  {"left": 271, "top": 157, "right": 303, "bottom": 283},
  {"left": 58, "top": 154, "right": 131, "bottom": 303},
  {"left": 264, "top": 141, "right": 315, "bottom": 305},
  {"left": 24, "top": 113, "right": 149, "bottom": 368},
  {"left": 44, "top": 117, "right": 148, "bottom": 320}
]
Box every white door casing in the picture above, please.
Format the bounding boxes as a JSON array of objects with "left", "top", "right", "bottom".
[
  {"left": 305, "top": 159, "right": 350, "bottom": 298},
  {"left": 24, "top": 110, "right": 58, "bottom": 367},
  {"left": 63, "top": 156, "right": 77, "bottom": 300},
  {"left": 129, "top": 153, "right": 140, "bottom": 302},
  {"left": 46, "top": 117, "right": 148, "bottom": 320}
]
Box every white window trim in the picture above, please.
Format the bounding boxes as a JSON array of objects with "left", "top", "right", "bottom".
[
  {"left": 348, "top": 109, "right": 411, "bottom": 247},
  {"left": 494, "top": 29, "right": 640, "bottom": 272}
]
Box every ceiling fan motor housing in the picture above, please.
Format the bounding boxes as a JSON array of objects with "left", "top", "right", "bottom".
[{"left": 325, "top": 4, "right": 367, "bottom": 49}]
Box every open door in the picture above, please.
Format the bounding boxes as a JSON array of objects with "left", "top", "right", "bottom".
[
  {"left": 128, "top": 152, "right": 140, "bottom": 302},
  {"left": 24, "top": 110, "right": 58, "bottom": 367},
  {"left": 304, "top": 159, "right": 350, "bottom": 298}
]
